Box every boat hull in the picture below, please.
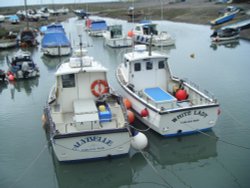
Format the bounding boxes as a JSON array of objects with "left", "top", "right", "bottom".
[
  {"left": 210, "top": 12, "right": 237, "bottom": 25},
  {"left": 133, "top": 33, "right": 175, "bottom": 47},
  {"left": 0, "top": 39, "right": 17, "bottom": 49},
  {"left": 42, "top": 46, "right": 71, "bottom": 56},
  {"left": 88, "top": 30, "right": 106, "bottom": 37},
  {"left": 135, "top": 105, "right": 219, "bottom": 137},
  {"left": 13, "top": 70, "right": 39, "bottom": 79},
  {"left": 44, "top": 107, "right": 131, "bottom": 162},
  {"left": 51, "top": 130, "right": 131, "bottom": 162},
  {"left": 104, "top": 38, "right": 133, "bottom": 48},
  {"left": 211, "top": 35, "right": 239, "bottom": 42}
]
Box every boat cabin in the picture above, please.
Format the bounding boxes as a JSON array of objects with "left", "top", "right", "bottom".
[
  {"left": 55, "top": 58, "right": 106, "bottom": 110},
  {"left": 122, "top": 45, "right": 171, "bottom": 92},
  {"left": 134, "top": 21, "right": 158, "bottom": 36},
  {"left": 107, "top": 25, "right": 122, "bottom": 39}
]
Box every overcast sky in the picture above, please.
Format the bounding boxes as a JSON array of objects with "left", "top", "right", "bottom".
[{"left": 0, "top": 0, "right": 117, "bottom": 7}]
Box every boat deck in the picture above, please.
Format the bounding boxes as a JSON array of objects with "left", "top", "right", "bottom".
[
  {"left": 144, "top": 87, "right": 176, "bottom": 103},
  {"left": 51, "top": 100, "right": 125, "bottom": 134}
]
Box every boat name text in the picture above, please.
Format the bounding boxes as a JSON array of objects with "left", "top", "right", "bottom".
[
  {"left": 73, "top": 136, "right": 113, "bottom": 150},
  {"left": 172, "top": 110, "right": 207, "bottom": 123}
]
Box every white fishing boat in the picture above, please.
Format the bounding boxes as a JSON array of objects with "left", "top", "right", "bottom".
[
  {"left": 116, "top": 45, "right": 220, "bottom": 137},
  {"left": 6, "top": 50, "right": 39, "bottom": 80},
  {"left": 103, "top": 25, "right": 133, "bottom": 48},
  {"left": 43, "top": 46, "right": 147, "bottom": 162},
  {"left": 129, "top": 20, "right": 175, "bottom": 47}
]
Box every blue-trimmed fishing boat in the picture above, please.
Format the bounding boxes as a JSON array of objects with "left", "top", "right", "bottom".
[
  {"left": 130, "top": 20, "right": 175, "bottom": 47},
  {"left": 116, "top": 45, "right": 220, "bottom": 137},
  {"left": 43, "top": 47, "right": 147, "bottom": 162}
]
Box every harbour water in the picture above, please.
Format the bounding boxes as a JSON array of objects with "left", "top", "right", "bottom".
[{"left": 1, "top": 17, "right": 250, "bottom": 188}]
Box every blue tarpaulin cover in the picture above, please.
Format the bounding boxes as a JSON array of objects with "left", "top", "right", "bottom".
[
  {"left": 41, "top": 24, "right": 70, "bottom": 47},
  {"left": 144, "top": 87, "right": 176, "bottom": 102},
  {"left": 8, "top": 15, "right": 20, "bottom": 22},
  {"left": 90, "top": 20, "right": 107, "bottom": 31}
]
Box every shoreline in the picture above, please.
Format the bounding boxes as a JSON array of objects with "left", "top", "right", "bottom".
[{"left": 0, "top": 0, "right": 250, "bottom": 40}]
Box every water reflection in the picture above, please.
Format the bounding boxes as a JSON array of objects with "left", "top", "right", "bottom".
[
  {"left": 9, "top": 78, "right": 39, "bottom": 99},
  {"left": 41, "top": 55, "right": 69, "bottom": 71},
  {"left": 0, "top": 80, "right": 8, "bottom": 94},
  {"left": 131, "top": 118, "right": 217, "bottom": 167},
  {"left": 145, "top": 129, "right": 217, "bottom": 166},
  {"left": 210, "top": 39, "right": 240, "bottom": 50},
  {"left": 52, "top": 152, "right": 147, "bottom": 188}
]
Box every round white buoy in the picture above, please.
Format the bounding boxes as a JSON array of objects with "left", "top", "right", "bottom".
[{"left": 131, "top": 132, "right": 148, "bottom": 150}]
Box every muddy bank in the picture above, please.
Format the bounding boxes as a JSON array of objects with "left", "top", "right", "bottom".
[{"left": 0, "top": 0, "right": 250, "bottom": 40}]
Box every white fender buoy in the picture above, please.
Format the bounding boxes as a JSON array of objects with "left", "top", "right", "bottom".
[{"left": 131, "top": 131, "right": 148, "bottom": 150}]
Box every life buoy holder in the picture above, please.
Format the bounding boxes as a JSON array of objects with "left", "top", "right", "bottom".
[{"left": 91, "top": 79, "right": 109, "bottom": 97}]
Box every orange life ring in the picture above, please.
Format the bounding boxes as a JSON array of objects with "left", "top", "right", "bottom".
[{"left": 91, "top": 79, "right": 109, "bottom": 97}]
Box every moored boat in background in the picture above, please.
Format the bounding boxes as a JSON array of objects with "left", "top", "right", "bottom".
[
  {"left": 221, "top": 18, "right": 250, "bottom": 30},
  {"left": 210, "top": 28, "right": 240, "bottom": 42},
  {"left": 86, "top": 19, "right": 108, "bottom": 37},
  {"left": 129, "top": 20, "right": 175, "bottom": 47},
  {"left": 73, "top": 9, "right": 90, "bottom": 19},
  {"left": 103, "top": 25, "right": 133, "bottom": 48},
  {"left": 41, "top": 23, "right": 71, "bottom": 56},
  {"left": 19, "top": 28, "right": 38, "bottom": 47},
  {"left": 6, "top": 49, "right": 39, "bottom": 80},
  {"left": 0, "top": 30, "right": 18, "bottom": 49},
  {"left": 210, "top": 10, "right": 239, "bottom": 25}
]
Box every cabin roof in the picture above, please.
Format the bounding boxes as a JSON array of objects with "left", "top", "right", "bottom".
[
  {"left": 124, "top": 50, "right": 168, "bottom": 62},
  {"left": 55, "top": 60, "right": 107, "bottom": 76}
]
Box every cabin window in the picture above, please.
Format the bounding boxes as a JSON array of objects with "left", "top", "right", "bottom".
[
  {"left": 135, "top": 26, "right": 141, "bottom": 31},
  {"left": 146, "top": 61, "right": 153, "bottom": 70},
  {"left": 158, "top": 61, "right": 165, "bottom": 69},
  {"left": 134, "top": 63, "right": 141, "bottom": 71},
  {"left": 125, "top": 59, "right": 129, "bottom": 68},
  {"left": 62, "top": 74, "right": 75, "bottom": 88}
]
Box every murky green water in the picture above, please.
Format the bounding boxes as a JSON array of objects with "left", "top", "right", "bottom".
[{"left": 1, "top": 17, "right": 250, "bottom": 188}]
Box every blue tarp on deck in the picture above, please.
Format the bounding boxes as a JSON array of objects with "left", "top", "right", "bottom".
[{"left": 144, "top": 87, "right": 176, "bottom": 102}]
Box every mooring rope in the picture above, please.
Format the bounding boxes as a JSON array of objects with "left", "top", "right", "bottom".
[
  {"left": 138, "top": 149, "right": 174, "bottom": 188},
  {"left": 130, "top": 124, "right": 151, "bottom": 132},
  {"left": 8, "top": 144, "right": 48, "bottom": 188},
  {"left": 184, "top": 124, "right": 250, "bottom": 150}
]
